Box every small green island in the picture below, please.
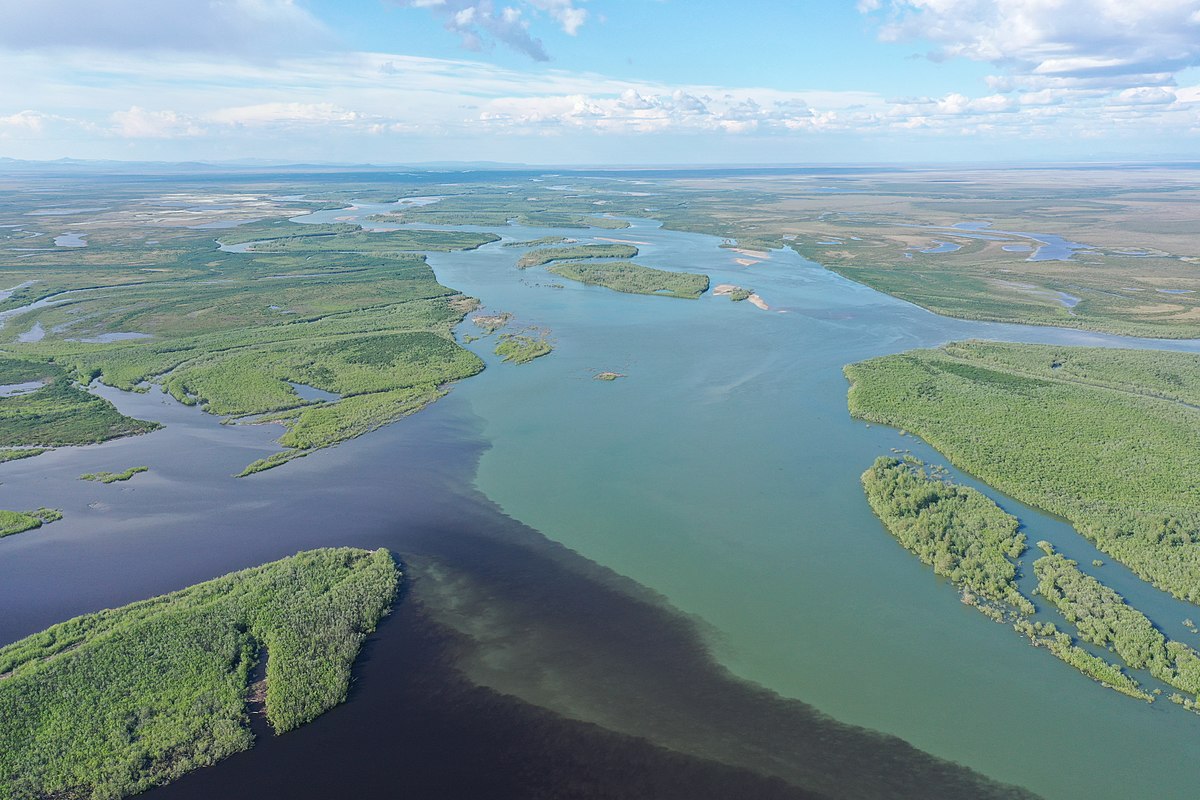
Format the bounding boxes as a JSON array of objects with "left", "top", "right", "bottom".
[
  {"left": 502, "top": 236, "right": 572, "bottom": 248},
  {"left": 861, "top": 456, "right": 1200, "bottom": 704},
  {"left": 495, "top": 331, "right": 554, "bottom": 364},
  {"left": 0, "top": 507, "right": 62, "bottom": 539},
  {"left": 80, "top": 466, "right": 149, "bottom": 484},
  {"left": 0, "top": 547, "right": 398, "bottom": 800},
  {"left": 547, "top": 260, "right": 709, "bottom": 299},
  {"left": 517, "top": 243, "right": 638, "bottom": 269},
  {"left": 0, "top": 359, "right": 158, "bottom": 451}
]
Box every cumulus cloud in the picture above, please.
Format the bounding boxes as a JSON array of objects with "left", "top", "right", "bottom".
[
  {"left": 476, "top": 90, "right": 845, "bottom": 134},
  {"left": 862, "top": 1, "right": 1200, "bottom": 88},
  {"left": 110, "top": 107, "right": 203, "bottom": 138},
  {"left": 0, "top": 0, "right": 331, "bottom": 56},
  {"left": 391, "top": 0, "right": 588, "bottom": 60},
  {"left": 0, "top": 110, "right": 48, "bottom": 134}
]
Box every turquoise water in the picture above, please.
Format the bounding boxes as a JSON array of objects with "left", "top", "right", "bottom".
[{"left": 294, "top": 208, "right": 1200, "bottom": 799}]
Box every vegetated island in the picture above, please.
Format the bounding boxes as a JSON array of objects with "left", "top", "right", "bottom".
[
  {"left": 0, "top": 448, "right": 48, "bottom": 463},
  {"left": 1, "top": 218, "right": 495, "bottom": 477},
  {"left": 502, "top": 236, "right": 572, "bottom": 248},
  {"left": 0, "top": 547, "right": 398, "bottom": 800},
  {"left": 846, "top": 341, "right": 1200, "bottom": 605},
  {"left": 79, "top": 466, "right": 149, "bottom": 483},
  {"left": 0, "top": 358, "right": 157, "bottom": 454},
  {"left": 861, "top": 456, "right": 1200, "bottom": 705},
  {"left": 595, "top": 371, "right": 625, "bottom": 381},
  {"left": 0, "top": 507, "right": 62, "bottom": 539},
  {"left": 713, "top": 284, "right": 753, "bottom": 302},
  {"left": 517, "top": 243, "right": 638, "bottom": 269},
  {"left": 713, "top": 283, "right": 769, "bottom": 309},
  {"left": 495, "top": 330, "right": 553, "bottom": 364},
  {"left": 547, "top": 261, "right": 710, "bottom": 299}
]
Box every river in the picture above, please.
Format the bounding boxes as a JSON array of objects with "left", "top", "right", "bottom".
[{"left": 3, "top": 200, "right": 1200, "bottom": 798}]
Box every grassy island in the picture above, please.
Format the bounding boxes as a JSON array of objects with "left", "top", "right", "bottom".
[
  {"left": 0, "top": 215, "right": 491, "bottom": 475},
  {"left": 517, "top": 243, "right": 638, "bottom": 269},
  {"left": 862, "top": 456, "right": 1163, "bottom": 702},
  {"left": 847, "top": 341, "right": 1200, "bottom": 604},
  {"left": 80, "top": 466, "right": 149, "bottom": 484},
  {"left": 495, "top": 332, "right": 553, "bottom": 364},
  {"left": 862, "top": 456, "right": 1032, "bottom": 617},
  {"left": 0, "top": 548, "right": 398, "bottom": 800},
  {"left": 0, "top": 508, "right": 61, "bottom": 539},
  {"left": 547, "top": 261, "right": 709, "bottom": 299},
  {"left": 0, "top": 359, "right": 158, "bottom": 448}
]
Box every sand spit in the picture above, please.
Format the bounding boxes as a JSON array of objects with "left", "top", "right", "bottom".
[{"left": 594, "top": 237, "right": 651, "bottom": 246}]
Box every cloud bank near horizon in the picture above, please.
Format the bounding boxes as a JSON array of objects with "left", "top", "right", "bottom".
[{"left": 0, "top": 1, "right": 1198, "bottom": 162}]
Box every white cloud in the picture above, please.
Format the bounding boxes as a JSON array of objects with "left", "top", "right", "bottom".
[
  {"left": 0, "top": 0, "right": 330, "bottom": 56},
  {"left": 110, "top": 107, "right": 203, "bottom": 138},
  {"left": 0, "top": 110, "right": 48, "bottom": 133},
  {"left": 390, "top": 0, "right": 588, "bottom": 60},
  {"left": 208, "top": 103, "right": 363, "bottom": 127},
  {"left": 863, "top": 1, "right": 1200, "bottom": 88}
]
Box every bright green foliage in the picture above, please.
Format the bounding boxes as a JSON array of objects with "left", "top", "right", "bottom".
[
  {"left": 1013, "top": 618, "right": 1153, "bottom": 701},
  {"left": 273, "top": 387, "right": 444, "bottom": 451},
  {"left": 547, "top": 260, "right": 709, "bottom": 299},
  {"left": 79, "top": 466, "right": 149, "bottom": 484},
  {"left": 0, "top": 360, "right": 158, "bottom": 447},
  {"left": 0, "top": 548, "right": 399, "bottom": 800},
  {"left": 502, "top": 236, "right": 570, "bottom": 248},
  {"left": 0, "top": 509, "right": 54, "bottom": 538},
  {"left": 517, "top": 243, "right": 637, "bottom": 269},
  {"left": 1035, "top": 549, "right": 1200, "bottom": 697},
  {"left": 0, "top": 448, "right": 47, "bottom": 463},
  {"left": 2, "top": 216, "right": 489, "bottom": 474},
  {"left": 239, "top": 228, "right": 499, "bottom": 255},
  {"left": 846, "top": 341, "right": 1200, "bottom": 604},
  {"left": 861, "top": 455, "right": 1162, "bottom": 702},
  {"left": 494, "top": 333, "right": 553, "bottom": 364},
  {"left": 862, "top": 456, "right": 1033, "bottom": 616}
]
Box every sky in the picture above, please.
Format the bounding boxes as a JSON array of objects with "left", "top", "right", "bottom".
[{"left": 2, "top": 0, "right": 1200, "bottom": 164}]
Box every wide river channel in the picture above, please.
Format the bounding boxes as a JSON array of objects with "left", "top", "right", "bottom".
[{"left": 3, "top": 198, "right": 1199, "bottom": 799}]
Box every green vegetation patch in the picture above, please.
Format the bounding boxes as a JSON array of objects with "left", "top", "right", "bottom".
[
  {"left": 863, "top": 455, "right": 1154, "bottom": 702},
  {"left": 0, "top": 448, "right": 47, "bottom": 463},
  {"left": 80, "top": 466, "right": 149, "bottom": 484},
  {"left": 862, "top": 456, "right": 1032, "bottom": 617},
  {"left": 502, "top": 236, "right": 571, "bottom": 248},
  {"left": 495, "top": 332, "right": 553, "bottom": 364},
  {"left": 1034, "top": 546, "right": 1200, "bottom": 697},
  {"left": 846, "top": 341, "right": 1200, "bottom": 604},
  {"left": 0, "top": 212, "right": 492, "bottom": 473},
  {"left": 517, "top": 243, "right": 637, "bottom": 269},
  {"left": 241, "top": 228, "right": 499, "bottom": 255},
  {"left": 0, "top": 508, "right": 61, "bottom": 539},
  {"left": 547, "top": 260, "right": 709, "bottom": 299},
  {"left": 0, "top": 547, "right": 398, "bottom": 800},
  {"left": 0, "top": 359, "right": 158, "bottom": 447}
]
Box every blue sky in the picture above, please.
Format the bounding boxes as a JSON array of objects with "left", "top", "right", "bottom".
[{"left": 1, "top": 0, "right": 1199, "bottom": 164}]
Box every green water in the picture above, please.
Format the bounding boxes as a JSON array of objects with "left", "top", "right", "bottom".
[{"left": 307, "top": 206, "right": 1200, "bottom": 799}]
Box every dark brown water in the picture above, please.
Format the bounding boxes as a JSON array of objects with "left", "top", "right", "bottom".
[{"left": 0, "top": 382, "right": 1031, "bottom": 799}]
